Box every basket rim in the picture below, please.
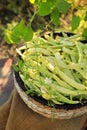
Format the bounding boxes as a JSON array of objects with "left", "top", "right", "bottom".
[{"left": 13, "top": 71, "right": 87, "bottom": 119}]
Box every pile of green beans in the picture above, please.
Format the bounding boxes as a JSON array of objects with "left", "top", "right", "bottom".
[{"left": 17, "top": 32, "right": 87, "bottom": 105}]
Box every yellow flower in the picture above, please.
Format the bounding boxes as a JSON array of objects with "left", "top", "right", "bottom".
[{"left": 29, "top": 0, "right": 35, "bottom": 4}]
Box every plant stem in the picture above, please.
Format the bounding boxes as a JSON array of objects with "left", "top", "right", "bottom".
[{"left": 28, "top": 8, "right": 38, "bottom": 27}]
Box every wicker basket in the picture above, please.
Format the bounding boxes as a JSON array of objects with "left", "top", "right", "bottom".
[{"left": 13, "top": 72, "right": 87, "bottom": 119}]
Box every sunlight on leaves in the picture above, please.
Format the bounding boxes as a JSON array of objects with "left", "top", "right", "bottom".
[{"left": 4, "top": 20, "right": 33, "bottom": 44}]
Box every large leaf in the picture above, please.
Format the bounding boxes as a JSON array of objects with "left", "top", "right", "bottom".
[
  {"left": 50, "top": 9, "right": 59, "bottom": 25},
  {"left": 56, "top": 0, "right": 70, "bottom": 13},
  {"left": 4, "top": 31, "right": 14, "bottom": 44},
  {"left": 39, "top": 1, "right": 55, "bottom": 16},
  {"left": 82, "top": 28, "right": 87, "bottom": 39},
  {"left": 71, "top": 16, "right": 80, "bottom": 31},
  {"left": 23, "top": 26, "right": 33, "bottom": 42},
  {"left": 4, "top": 20, "right": 33, "bottom": 44},
  {"left": 42, "top": 0, "right": 47, "bottom": 2},
  {"left": 84, "top": 11, "right": 87, "bottom": 21}
]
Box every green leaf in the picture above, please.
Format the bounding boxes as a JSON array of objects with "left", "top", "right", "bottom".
[
  {"left": 71, "top": 16, "right": 80, "bottom": 31},
  {"left": 12, "top": 64, "right": 19, "bottom": 72},
  {"left": 4, "top": 20, "right": 25, "bottom": 44},
  {"left": 82, "top": 28, "right": 87, "bottom": 39},
  {"left": 24, "top": 26, "right": 33, "bottom": 41},
  {"left": 18, "top": 59, "right": 23, "bottom": 69},
  {"left": 4, "top": 31, "right": 14, "bottom": 44},
  {"left": 12, "top": 20, "right": 25, "bottom": 36},
  {"left": 9, "top": 20, "right": 33, "bottom": 43},
  {"left": 42, "top": 0, "right": 47, "bottom": 2},
  {"left": 56, "top": 0, "right": 70, "bottom": 13},
  {"left": 84, "top": 11, "right": 87, "bottom": 21},
  {"left": 50, "top": 9, "right": 59, "bottom": 25},
  {"left": 11, "top": 20, "right": 26, "bottom": 43},
  {"left": 39, "top": 1, "right": 55, "bottom": 16}
]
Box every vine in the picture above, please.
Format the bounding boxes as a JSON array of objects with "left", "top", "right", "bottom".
[{"left": 4, "top": 0, "right": 87, "bottom": 44}]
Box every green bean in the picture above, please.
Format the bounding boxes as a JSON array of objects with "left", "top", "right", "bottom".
[
  {"left": 75, "top": 42, "right": 83, "bottom": 63},
  {"left": 62, "top": 47, "right": 76, "bottom": 56},
  {"left": 50, "top": 99, "right": 63, "bottom": 105},
  {"left": 46, "top": 62, "right": 87, "bottom": 90},
  {"left": 60, "top": 33, "right": 81, "bottom": 40},
  {"left": 17, "top": 33, "right": 87, "bottom": 105},
  {"left": 27, "top": 48, "right": 51, "bottom": 55},
  {"left": 75, "top": 68, "right": 87, "bottom": 79},
  {"left": 51, "top": 91, "right": 79, "bottom": 104},
  {"left": 71, "top": 71, "right": 81, "bottom": 83},
  {"left": 54, "top": 52, "right": 82, "bottom": 69},
  {"left": 50, "top": 83, "right": 78, "bottom": 96},
  {"left": 51, "top": 83, "right": 87, "bottom": 97},
  {"left": 55, "top": 67, "right": 87, "bottom": 90},
  {"left": 53, "top": 74, "right": 74, "bottom": 90},
  {"left": 36, "top": 58, "right": 75, "bottom": 91},
  {"left": 30, "top": 79, "right": 79, "bottom": 104},
  {"left": 63, "top": 69, "right": 75, "bottom": 80},
  {"left": 20, "top": 73, "right": 41, "bottom": 94},
  {"left": 81, "top": 44, "right": 87, "bottom": 50},
  {"left": 54, "top": 53, "right": 87, "bottom": 79},
  {"left": 70, "top": 55, "right": 78, "bottom": 63}
]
